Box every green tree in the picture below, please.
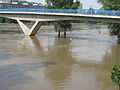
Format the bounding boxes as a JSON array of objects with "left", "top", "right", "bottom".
[
  {"left": 97, "top": 0, "right": 120, "bottom": 42},
  {"left": 45, "top": 0, "right": 80, "bottom": 37},
  {"left": 110, "top": 64, "right": 120, "bottom": 90}
]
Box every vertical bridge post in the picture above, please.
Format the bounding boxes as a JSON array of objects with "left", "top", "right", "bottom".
[{"left": 17, "top": 19, "right": 43, "bottom": 36}]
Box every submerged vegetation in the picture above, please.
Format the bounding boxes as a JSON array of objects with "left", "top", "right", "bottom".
[{"left": 45, "top": 0, "right": 80, "bottom": 37}]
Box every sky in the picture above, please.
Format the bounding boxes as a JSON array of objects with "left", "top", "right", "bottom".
[{"left": 27, "top": 0, "right": 102, "bottom": 9}]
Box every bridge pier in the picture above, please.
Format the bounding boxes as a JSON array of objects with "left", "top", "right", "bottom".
[{"left": 17, "top": 19, "right": 43, "bottom": 36}]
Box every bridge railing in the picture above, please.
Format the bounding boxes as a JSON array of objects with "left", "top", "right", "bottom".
[{"left": 0, "top": 8, "right": 120, "bottom": 16}]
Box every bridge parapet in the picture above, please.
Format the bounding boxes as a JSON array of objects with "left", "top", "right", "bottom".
[{"left": 0, "top": 8, "right": 120, "bottom": 16}]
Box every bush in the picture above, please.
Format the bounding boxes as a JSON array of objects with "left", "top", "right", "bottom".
[{"left": 110, "top": 64, "right": 120, "bottom": 86}]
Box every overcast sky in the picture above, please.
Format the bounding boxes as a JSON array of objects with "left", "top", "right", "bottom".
[{"left": 27, "top": 0, "right": 102, "bottom": 9}]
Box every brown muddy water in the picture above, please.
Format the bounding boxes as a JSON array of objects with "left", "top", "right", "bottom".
[{"left": 0, "top": 24, "right": 120, "bottom": 90}]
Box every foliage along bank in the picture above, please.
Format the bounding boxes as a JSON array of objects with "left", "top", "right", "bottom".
[{"left": 97, "top": 0, "right": 120, "bottom": 41}]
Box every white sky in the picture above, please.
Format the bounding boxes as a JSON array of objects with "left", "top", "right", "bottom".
[{"left": 27, "top": 0, "right": 102, "bottom": 9}]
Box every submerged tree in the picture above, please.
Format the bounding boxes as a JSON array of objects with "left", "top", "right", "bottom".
[
  {"left": 110, "top": 64, "right": 120, "bottom": 90},
  {"left": 97, "top": 0, "right": 120, "bottom": 42},
  {"left": 45, "top": 0, "right": 80, "bottom": 37}
]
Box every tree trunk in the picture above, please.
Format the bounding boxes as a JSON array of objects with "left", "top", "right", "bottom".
[
  {"left": 64, "top": 29, "right": 66, "bottom": 38},
  {"left": 58, "top": 31, "right": 60, "bottom": 37},
  {"left": 119, "top": 85, "right": 120, "bottom": 90},
  {"left": 117, "top": 32, "right": 120, "bottom": 40},
  {"left": 117, "top": 30, "right": 120, "bottom": 44}
]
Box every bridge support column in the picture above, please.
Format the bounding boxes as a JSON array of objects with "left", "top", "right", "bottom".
[{"left": 17, "top": 19, "right": 43, "bottom": 36}]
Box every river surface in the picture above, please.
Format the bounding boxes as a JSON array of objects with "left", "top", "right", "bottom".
[{"left": 0, "top": 24, "right": 120, "bottom": 90}]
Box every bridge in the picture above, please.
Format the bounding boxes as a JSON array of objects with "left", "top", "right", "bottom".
[{"left": 0, "top": 8, "right": 120, "bottom": 36}]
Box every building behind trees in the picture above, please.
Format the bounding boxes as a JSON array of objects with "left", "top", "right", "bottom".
[
  {"left": 0, "top": 0, "right": 44, "bottom": 23},
  {"left": 0, "top": 0, "right": 43, "bottom": 9}
]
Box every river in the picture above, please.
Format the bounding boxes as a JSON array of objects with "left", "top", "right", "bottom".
[{"left": 0, "top": 24, "right": 119, "bottom": 90}]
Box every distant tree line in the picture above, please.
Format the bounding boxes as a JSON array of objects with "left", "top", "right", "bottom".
[{"left": 0, "top": 17, "right": 17, "bottom": 23}]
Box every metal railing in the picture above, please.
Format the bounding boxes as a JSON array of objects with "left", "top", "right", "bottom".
[{"left": 0, "top": 8, "right": 120, "bottom": 16}]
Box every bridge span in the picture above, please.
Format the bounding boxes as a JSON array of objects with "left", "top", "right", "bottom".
[{"left": 0, "top": 8, "right": 120, "bottom": 36}]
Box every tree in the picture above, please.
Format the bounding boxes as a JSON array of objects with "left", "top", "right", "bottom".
[
  {"left": 97, "top": 0, "right": 120, "bottom": 10},
  {"left": 97, "top": 0, "right": 120, "bottom": 42},
  {"left": 110, "top": 64, "right": 120, "bottom": 90},
  {"left": 45, "top": 0, "right": 80, "bottom": 37}
]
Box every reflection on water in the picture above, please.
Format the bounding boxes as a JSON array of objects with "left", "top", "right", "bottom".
[
  {"left": 0, "top": 53, "right": 12, "bottom": 60},
  {"left": 45, "top": 38, "right": 75, "bottom": 90},
  {"left": 0, "top": 26, "right": 120, "bottom": 90},
  {"left": 19, "top": 36, "right": 45, "bottom": 58}
]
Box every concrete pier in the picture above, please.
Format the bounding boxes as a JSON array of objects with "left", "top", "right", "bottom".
[{"left": 17, "top": 20, "right": 42, "bottom": 36}]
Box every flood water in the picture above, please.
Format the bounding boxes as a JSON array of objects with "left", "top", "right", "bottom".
[{"left": 0, "top": 24, "right": 120, "bottom": 90}]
